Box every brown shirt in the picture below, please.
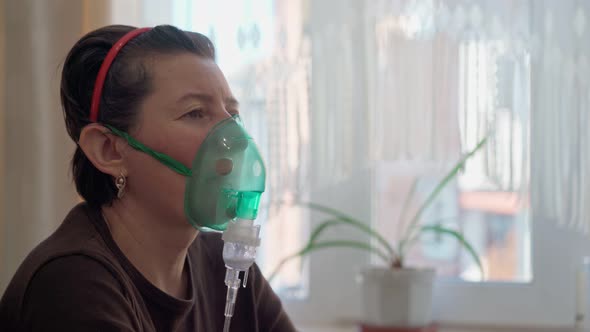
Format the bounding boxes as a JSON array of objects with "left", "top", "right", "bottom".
[{"left": 0, "top": 203, "right": 295, "bottom": 332}]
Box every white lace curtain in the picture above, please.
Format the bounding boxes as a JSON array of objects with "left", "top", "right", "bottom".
[
  {"left": 365, "top": 0, "right": 590, "bottom": 233},
  {"left": 532, "top": 0, "right": 590, "bottom": 232},
  {"left": 366, "top": 0, "right": 530, "bottom": 189}
]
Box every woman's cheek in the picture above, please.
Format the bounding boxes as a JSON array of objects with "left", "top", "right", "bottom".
[{"left": 174, "top": 137, "right": 206, "bottom": 168}]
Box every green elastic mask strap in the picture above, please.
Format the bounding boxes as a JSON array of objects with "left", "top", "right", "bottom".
[{"left": 105, "top": 124, "right": 192, "bottom": 177}]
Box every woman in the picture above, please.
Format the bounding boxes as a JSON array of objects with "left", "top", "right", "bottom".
[{"left": 0, "top": 25, "right": 295, "bottom": 331}]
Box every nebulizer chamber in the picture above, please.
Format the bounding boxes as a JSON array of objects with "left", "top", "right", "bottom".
[{"left": 184, "top": 115, "right": 266, "bottom": 332}]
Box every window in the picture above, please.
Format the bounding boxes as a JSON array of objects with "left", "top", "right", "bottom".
[
  {"left": 125, "top": 0, "right": 584, "bottom": 327},
  {"left": 374, "top": 40, "right": 531, "bottom": 283}
]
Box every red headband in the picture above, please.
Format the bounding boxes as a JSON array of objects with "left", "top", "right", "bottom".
[{"left": 89, "top": 27, "right": 151, "bottom": 123}]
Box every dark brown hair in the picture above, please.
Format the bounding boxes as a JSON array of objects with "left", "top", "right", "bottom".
[{"left": 60, "top": 25, "right": 215, "bottom": 208}]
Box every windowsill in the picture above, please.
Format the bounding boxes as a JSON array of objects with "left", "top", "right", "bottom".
[{"left": 297, "top": 324, "right": 582, "bottom": 332}]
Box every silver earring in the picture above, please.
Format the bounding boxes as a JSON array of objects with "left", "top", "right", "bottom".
[{"left": 115, "top": 172, "right": 127, "bottom": 199}]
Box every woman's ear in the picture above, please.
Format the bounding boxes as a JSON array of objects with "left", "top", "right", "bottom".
[{"left": 78, "top": 124, "right": 128, "bottom": 177}]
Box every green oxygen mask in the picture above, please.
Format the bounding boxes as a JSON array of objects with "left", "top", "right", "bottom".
[
  {"left": 105, "top": 115, "right": 266, "bottom": 231},
  {"left": 184, "top": 115, "right": 266, "bottom": 231}
]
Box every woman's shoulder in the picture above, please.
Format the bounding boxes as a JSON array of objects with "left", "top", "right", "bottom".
[
  {"left": 1, "top": 254, "right": 140, "bottom": 331},
  {"left": 12, "top": 203, "right": 119, "bottom": 283},
  {"left": 25, "top": 254, "right": 130, "bottom": 299},
  {"left": 0, "top": 203, "right": 135, "bottom": 331}
]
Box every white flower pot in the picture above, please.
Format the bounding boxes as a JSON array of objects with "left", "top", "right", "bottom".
[{"left": 359, "top": 267, "right": 435, "bottom": 327}]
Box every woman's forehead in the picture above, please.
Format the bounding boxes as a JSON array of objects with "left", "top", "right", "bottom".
[{"left": 148, "top": 53, "right": 232, "bottom": 99}]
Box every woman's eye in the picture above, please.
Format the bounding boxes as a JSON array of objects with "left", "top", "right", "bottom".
[{"left": 184, "top": 109, "right": 205, "bottom": 119}]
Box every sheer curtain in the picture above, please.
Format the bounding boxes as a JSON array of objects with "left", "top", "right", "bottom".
[
  {"left": 533, "top": 0, "right": 590, "bottom": 233},
  {"left": 364, "top": 0, "right": 531, "bottom": 281},
  {"left": 367, "top": 0, "right": 590, "bottom": 237},
  {"left": 366, "top": 0, "right": 530, "bottom": 188}
]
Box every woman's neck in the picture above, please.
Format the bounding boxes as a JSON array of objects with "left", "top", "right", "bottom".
[{"left": 101, "top": 199, "right": 198, "bottom": 299}]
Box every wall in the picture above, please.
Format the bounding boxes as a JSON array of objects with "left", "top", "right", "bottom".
[{"left": 0, "top": 0, "right": 111, "bottom": 293}]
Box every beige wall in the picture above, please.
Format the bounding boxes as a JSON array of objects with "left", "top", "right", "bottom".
[
  {"left": 0, "top": 0, "right": 111, "bottom": 293},
  {"left": 0, "top": 0, "right": 5, "bottom": 277}
]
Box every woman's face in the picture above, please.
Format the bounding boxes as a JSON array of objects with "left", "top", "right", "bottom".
[{"left": 123, "top": 53, "right": 239, "bottom": 227}]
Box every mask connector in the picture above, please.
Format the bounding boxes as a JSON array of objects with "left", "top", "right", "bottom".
[{"left": 221, "top": 218, "right": 261, "bottom": 332}]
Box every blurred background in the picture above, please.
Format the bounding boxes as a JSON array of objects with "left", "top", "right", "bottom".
[{"left": 2, "top": 0, "right": 590, "bottom": 329}]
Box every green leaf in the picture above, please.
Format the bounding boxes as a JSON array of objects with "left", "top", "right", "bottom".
[
  {"left": 267, "top": 250, "right": 305, "bottom": 283},
  {"left": 419, "top": 224, "right": 484, "bottom": 279},
  {"left": 308, "top": 217, "right": 396, "bottom": 260},
  {"left": 403, "top": 216, "right": 461, "bottom": 251},
  {"left": 297, "top": 202, "right": 396, "bottom": 258},
  {"left": 267, "top": 240, "right": 390, "bottom": 283},
  {"left": 398, "top": 136, "right": 488, "bottom": 258},
  {"left": 270, "top": 136, "right": 488, "bottom": 281},
  {"left": 309, "top": 219, "right": 341, "bottom": 244},
  {"left": 397, "top": 178, "right": 419, "bottom": 236}
]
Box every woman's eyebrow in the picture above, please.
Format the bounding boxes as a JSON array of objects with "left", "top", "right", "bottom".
[
  {"left": 176, "top": 92, "right": 212, "bottom": 104},
  {"left": 176, "top": 93, "right": 239, "bottom": 108}
]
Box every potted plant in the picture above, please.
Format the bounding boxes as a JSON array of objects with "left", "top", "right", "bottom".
[{"left": 268, "top": 137, "right": 487, "bottom": 330}]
